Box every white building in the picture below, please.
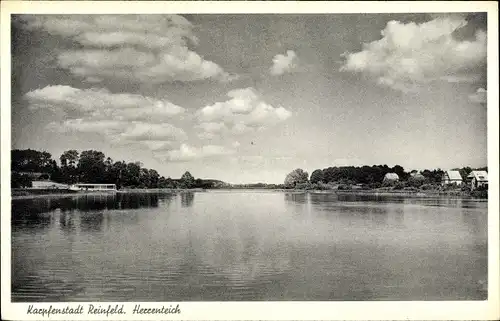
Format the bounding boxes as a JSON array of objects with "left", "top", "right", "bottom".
[
  {"left": 31, "top": 180, "right": 69, "bottom": 189},
  {"left": 467, "top": 171, "right": 488, "bottom": 191},
  {"left": 441, "top": 170, "right": 463, "bottom": 186}
]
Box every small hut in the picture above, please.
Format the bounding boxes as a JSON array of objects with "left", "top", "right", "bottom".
[{"left": 383, "top": 173, "right": 399, "bottom": 183}]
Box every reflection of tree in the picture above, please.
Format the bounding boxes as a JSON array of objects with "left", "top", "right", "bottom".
[
  {"left": 284, "top": 192, "right": 307, "bottom": 204},
  {"left": 59, "top": 211, "right": 75, "bottom": 232},
  {"left": 79, "top": 212, "right": 104, "bottom": 232},
  {"left": 181, "top": 192, "right": 195, "bottom": 208}
]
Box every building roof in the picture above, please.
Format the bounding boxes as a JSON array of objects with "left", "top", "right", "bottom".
[
  {"left": 31, "top": 180, "right": 69, "bottom": 188},
  {"left": 411, "top": 173, "right": 425, "bottom": 179},
  {"left": 445, "top": 170, "right": 463, "bottom": 180},
  {"left": 469, "top": 171, "right": 488, "bottom": 181},
  {"left": 384, "top": 173, "right": 399, "bottom": 180}
]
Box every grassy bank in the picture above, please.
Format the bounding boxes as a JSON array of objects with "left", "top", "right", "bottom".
[
  {"left": 10, "top": 188, "right": 205, "bottom": 200},
  {"left": 11, "top": 186, "right": 487, "bottom": 200}
]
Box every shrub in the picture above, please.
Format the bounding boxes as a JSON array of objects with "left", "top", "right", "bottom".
[
  {"left": 420, "top": 184, "right": 437, "bottom": 191},
  {"left": 393, "top": 182, "right": 405, "bottom": 190}
]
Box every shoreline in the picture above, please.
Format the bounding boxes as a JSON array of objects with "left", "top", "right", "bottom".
[{"left": 11, "top": 187, "right": 487, "bottom": 200}]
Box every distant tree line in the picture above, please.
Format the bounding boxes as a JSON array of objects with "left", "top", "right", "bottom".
[
  {"left": 11, "top": 149, "right": 224, "bottom": 189},
  {"left": 12, "top": 149, "right": 487, "bottom": 192},
  {"left": 284, "top": 165, "right": 488, "bottom": 190}
]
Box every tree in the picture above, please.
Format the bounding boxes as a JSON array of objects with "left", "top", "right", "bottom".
[
  {"left": 77, "top": 150, "right": 106, "bottom": 183},
  {"left": 310, "top": 169, "right": 324, "bottom": 184},
  {"left": 11, "top": 172, "right": 32, "bottom": 188},
  {"left": 180, "top": 171, "right": 195, "bottom": 189},
  {"left": 60, "top": 150, "right": 79, "bottom": 168},
  {"left": 59, "top": 150, "right": 80, "bottom": 184},
  {"left": 148, "top": 169, "right": 160, "bottom": 188},
  {"left": 284, "top": 168, "right": 309, "bottom": 188},
  {"left": 123, "top": 162, "right": 141, "bottom": 187},
  {"left": 11, "top": 149, "right": 54, "bottom": 173}
]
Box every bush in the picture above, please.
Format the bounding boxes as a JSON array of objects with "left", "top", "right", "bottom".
[
  {"left": 369, "top": 182, "right": 382, "bottom": 189},
  {"left": 471, "top": 188, "right": 488, "bottom": 199},
  {"left": 337, "top": 184, "right": 352, "bottom": 190},
  {"left": 406, "top": 177, "right": 424, "bottom": 188},
  {"left": 420, "top": 183, "right": 437, "bottom": 191},
  {"left": 393, "top": 181, "right": 405, "bottom": 190},
  {"left": 11, "top": 173, "right": 32, "bottom": 188}
]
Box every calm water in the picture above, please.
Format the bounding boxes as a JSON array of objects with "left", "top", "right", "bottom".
[{"left": 11, "top": 191, "right": 487, "bottom": 301}]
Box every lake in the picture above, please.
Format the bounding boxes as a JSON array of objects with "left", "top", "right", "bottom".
[{"left": 11, "top": 191, "right": 487, "bottom": 301}]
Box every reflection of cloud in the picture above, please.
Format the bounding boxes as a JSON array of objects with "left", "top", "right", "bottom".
[
  {"left": 270, "top": 50, "right": 300, "bottom": 75},
  {"left": 20, "top": 15, "right": 236, "bottom": 83},
  {"left": 468, "top": 88, "right": 487, "bottom": 104},
  {"left": 341, "top": 17, "right": 486, "bottom": 91}
]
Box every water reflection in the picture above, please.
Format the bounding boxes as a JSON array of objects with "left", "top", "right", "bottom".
[
  {"left": 284, "top": 192, "right": 307, "bottom": 204},
  {"left": 181, "top": 192, "right": 195, "bottom": 208},
  {"left": 286, "top": 192, "right": 414, "bottom": 229},
  {"left": 12, "top": 193, "right": 171, "bottom": 232},
  {"left": 59, "top": 211, "right": 76, "bottom": 232},
  {"left": 79, "top": 212, "right": 105, "bottom": 232},
  {"left": 11, "top": 191, "right": 487, "bottom": 302}
]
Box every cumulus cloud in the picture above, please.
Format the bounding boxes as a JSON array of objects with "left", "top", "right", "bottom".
[
  {"left": 140, "top": 140, "right": 176, "bottom": 151},
  {"left": 48, "top": 119, "right": 128, "bottom": 135},
  {"left": 119, "top": 123, "right": 188, "bottom": 141},
  {"left": 20, "top": 15, "right": 236, "bottom": 83},
  {"left": 156, "top": 143, "right": 235, "bottom": 162},
  {"left": 341, "top": 17, "right": 486, "bottom": 91},
  {"left": 25, "top": 85, "right": 185, "bottom": 122},
  {"left": 195, "top": 122, "right": 228, "bottom": 133},
  {"left": 270, "top": 50, "right": 300, "bottom": 75},
  {"left": 25, "top": 85, "right": 187, "bottom": 150},
  {"left": 468, "top": 88, "right": 487, "bottom": 104},
  {"left": 197, "top": 88, "right": 292, "bottom": 136}
]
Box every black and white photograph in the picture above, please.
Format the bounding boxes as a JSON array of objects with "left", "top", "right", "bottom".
[{"left": 1, "top": 1, "right": 498, "bottom": 320}]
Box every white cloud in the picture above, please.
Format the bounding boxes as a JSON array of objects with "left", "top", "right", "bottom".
[
  {"left": 195, "top": 122, "right": 228, "bottom": 133},
  {"left": 25, "top": 85, "right": 188, "bottom": 149},
  {"left": 197, "top": 132, "right": 218, "bottom": 140},
  {"left": 140, "top": 140, "right": 176, "bottom": 151},
  {"left": 197, "top": 88, "right": 292, "bottom": 133},
  {"left": 21, "top": 15, "right": 236, "bottom": 83},
  {"left": 270, "top": 50, "right": 299, "bottom": 75},
  {"left": 48, "top": 119, "right": 127, "bottom": 135},
  {"left": 195, "top": 122, "right": 228, "bottom": 140},
  {"left": 468, "top": 88, "right": 487, "bottom": 104},
  {"left": 25, "top": 85, "right": 185, "bottom": 122},
  {"left": 157, "top": 143, "right": 235, "bottom": 162},
  {"left": 341, "top": 17, "right": 486, "bottom": 91},
  {"left": 119, "top": 123, "right": 188, "bottom": 141}
]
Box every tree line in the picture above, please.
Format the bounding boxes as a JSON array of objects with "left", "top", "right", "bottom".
[
  {"left": 11, "top": 149, "right": 223, "bottom": 189},
  {"left": 11, "top": 148, "right": 487, "bottom": 191},
  {"left": 284, "top": 165, "right": 488, "bottom": 190}
]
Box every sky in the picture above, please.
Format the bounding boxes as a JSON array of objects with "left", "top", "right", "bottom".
[{"left": 11, "top": 13, "right": 488, "bottom": 184}]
